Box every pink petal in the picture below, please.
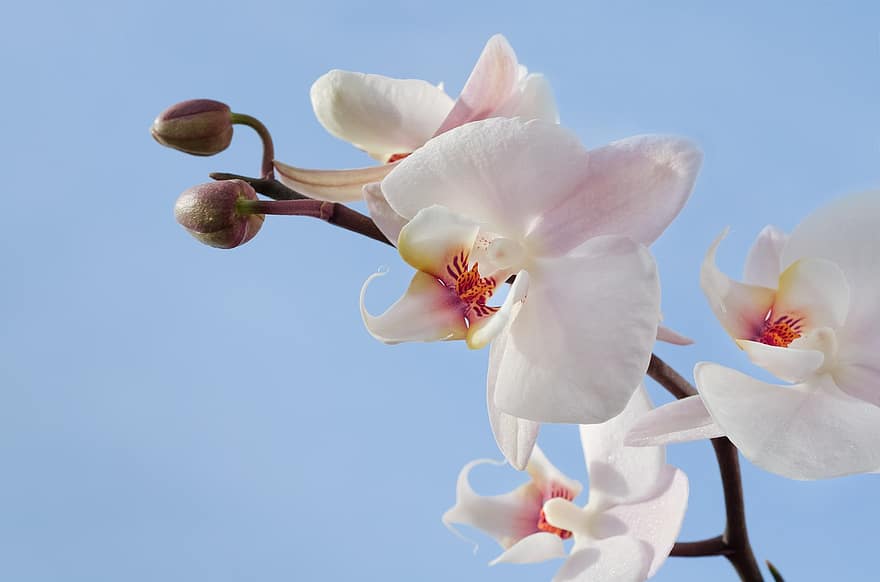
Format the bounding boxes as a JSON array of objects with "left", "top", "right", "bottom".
[
  {"left": 487, "top": 318, "right": 540, "bottom": 470},
  {"left": 274, "top": 161, "right": 397, "bottom": 202},
  {"left": 493, "top": 236, "right": 659, "bottom": 424},
  {"left": 595, "top": 467, "right": 689, "bottom": 578},
  {"left": 381, "top": 117, "right": 589, "bottom": 238},
  {"left": 434, "top": 34, "right": 520, "bottom": 135},
  {"left": 553, "top": 537, "right": 652, "bottom": 582},
  {"left": 359, "top": 270, "right": 466, "bottom": 344},
  {"left": 656, "top": 325, "right": 693, "bottom": 345},
  {"left": 493, "top": 72, "right": 559, "bottom": 123},
  {"left": 695, "top": 362, "right": 880, "bottom": 479},
  {"left": 743, "top": 225, "right": 788, "bottom": 287},
  {"left": 311, "top": 70, "right": 453, "bottom": 159},
  {"left": 467, "top": 270, "right": 529, "bottom": 350},
  {"left": 363, "top": 182, "right": 407, "bottom": 245},
  {"left": 526, "top": 136, "right": 702, "bottom": 255},
  {"left": 580, "top": 386, "right": 666, "bottom": 507},
  {"left": 625, "top": 395, "right": 725, "bottom": 447},
  {"left": 700, "top": 230, "right": 776, "bottom": 340}
]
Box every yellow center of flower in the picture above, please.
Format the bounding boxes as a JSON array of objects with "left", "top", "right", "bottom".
[
  {"left": 445, "top": 251, "right": 498, "bottom": 318},
  {"left": 537, "top": 484, "right": 575, "bottom": 539},
  {"left": 756, "top": 314, "right": 804, "bottom": 347}
]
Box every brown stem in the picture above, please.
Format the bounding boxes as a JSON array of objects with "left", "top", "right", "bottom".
[
  {"left": 649, "top": 354, "right": 763, "bottom": 581},
  {"left": 230, "top": 114, "right": 275, "bottom": 179}
]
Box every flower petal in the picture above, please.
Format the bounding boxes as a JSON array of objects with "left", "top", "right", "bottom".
[
  {"left": 743, "top": 225, "right": 788, "bottom": 287},
  {"left": 580, "top": 386, "right": 666, "bottom": 507},
  {"left": 695, "top": 362, "right": 880, "bottom": 479},
  {"left": 381, "top": 117, "right": 590, "bottom": 238},
  {"left": 360, "top": 270, "right": 466, "bottom": 344},
  {"left": 434, "top": 34, "right": 520, "bottom": 135},
  {"left": 735, "top": 339, "right": 825, "bottom": 383},
  {"left": 494, "top": 72, "right": 560, "bottom": 123},
  {"left": 363, "top": 182, "right": 408, "bottom": 245},
  {"left": 487, "top": 316, "right": 540, "bottom": 470},
  {"left": 657, "top": 325, "right": 693, "bottom": 346},
  {"left": 625, "top": 395, "right": 725, "bottom": 447},
  {"left": 552, "top": 537, "right": 652, "bottom": 582},
  {"left": 493, "top": 236, "right": 660, "bottom": 424},
  {"left": 442, "top": 459, "right": 542, "bottom": 549},
  {"left": 397, "top": 205, "right": 480, "bottom": 279},
  {"left": 311, "top": 70, "right": 453, "bottom": 159},
  {"left": 490, "top": 532, "right": 567, "bottom": 565},
  {"left": 700, "top": 230, "right": 776, "bottom": 340},
  {"left": 467, "top": 270, "right": 529, "bottom": 350},
  {"left": 526, "top": 445, "right": 583, "bottom": 498},
  {"left": 526, "top": 136, "right": 702, "bottom": 255},
  {"left": 773, "top": 257, "right": 850, "bottom": 330},
  {"left": 274, "top": 161, "right": 396, "bottom": 202},
  {"left": 594, "top": 467, "right": 689, "bottom": 578}
]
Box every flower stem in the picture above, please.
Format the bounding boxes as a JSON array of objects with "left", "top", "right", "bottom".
[
  {"left": 648, "top": 354, "right": 763, "bottom": 582},
  {"left": 230, "top": 113, "right": 275, "bottom": 180}
]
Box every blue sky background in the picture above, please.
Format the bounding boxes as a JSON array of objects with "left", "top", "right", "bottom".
[{"left": 2, "top": 1, "right": 878, "bottom": 580}]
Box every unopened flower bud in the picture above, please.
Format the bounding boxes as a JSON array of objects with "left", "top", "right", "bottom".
[
  {"left": 174, "top": 180, "right": 264, "bottom": 249},
  {"left": 151, "top": 99, "right": 233, "bottom": 156}
]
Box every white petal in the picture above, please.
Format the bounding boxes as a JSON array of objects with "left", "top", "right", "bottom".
[
  {"left": 656, "top": 325, "right": 694, "bottom": 346},
  {"left": 487, "top": 318, "right": 540, "bottom": 470},
  {"left": 467, "top": 270, "right": 529, "bottom": 349},
  {"left": 434, "top": 34, "right": 520, "bottom": 135},
  {"left": 274, "top": 161, "right": 396, "bottom": 202},
  {"left": 311, "top": 70, "right": 453, "bottom": 159},
  {"left": 493, "top": 236, "right": 659, "bottom": 424},
  {"left": 580, "top": 386, "right": 666, "bottom": 507},
  {"left": 442, "top": 459, "right": 542, "bottom": 549},
  {"left": 833, "top": 356, "right": 880, "bottom": 408},
  {"left": 360, "top": 270, "right": 466, "bottom": 344},
  {"left": 494, "top": 73, "right": 560, "bottom": 123},
  {"left": 695, "top": 362, "right": 880, "bottom": 479},
  {"left": 397, "top": 205, "right": 480, "bottom": 279},
  {"left": 381, "top": 117, "right": 590, "bottom": 238},
  {"left": 743, "top": 225, "right": 788, "bottom": 287},
  {"left": 782, "top": 190, "right": 880, "bottom": 329},
  {"left": 626, "top": 395, "right": 725, "bottom": 446},
  {"left": 595, "top": 467, "right": 689, "bottom": 578},
  {"left": 491, "top": 532, "right": 567, "bottom": 565},
  {"left": 363, "top": 182, "right": 407, "bottom": 245},
  {"left": 700, "top": 230, "right": 776, "bottom": 340},
  {"left": 773, "top": 257, "right": 850, "bottom": 330},
  {"left": 526, "top": 136, "right": 703, "bottom": 255},
  {"left": 736, "top": 339, "right": 825, "bottom": 383},
  {"left": 553, "top": 537, "right": 652, "bottom": 582},
  {"left": 526, "top": 445, "right": 583, "bottom": 498}
]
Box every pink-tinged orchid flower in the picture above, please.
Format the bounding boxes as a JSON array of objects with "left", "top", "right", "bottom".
[
  {"left": 274, "top": 34, "right": 557, "bottom": 202},
  {"left": 628, "top": 191, "right": 880, "bottom": 480},
  {"left": 360, "top": 117, "right": 702, "bottom": 468},
  {"left": 444, "top": 387, "right": 689, "bottom": 582}
]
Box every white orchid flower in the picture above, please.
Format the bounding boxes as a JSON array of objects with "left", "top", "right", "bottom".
[
  {"left": 444, "top": 386, "right": 689, "bottom": 582},
  {"left": 629, "top": 191, "right": 880, "bottom": 480},
  {"left": 359, "top": 117, "right": 702, "bottom": 468},
  {"left": 274, "top": 34, "right": 557, "bottom": 202}
]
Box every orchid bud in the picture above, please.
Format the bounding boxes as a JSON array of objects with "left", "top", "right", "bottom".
[
  {"left": 151, "top": 99, "right": 233, "bottom": 156},
  {"left": 174, "top": 180, "right": 264, "bottom": 249}
]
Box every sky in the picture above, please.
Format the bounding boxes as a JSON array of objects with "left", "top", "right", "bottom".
[{"left": 1, "top": 1, "right": 879, "bottom": 580}]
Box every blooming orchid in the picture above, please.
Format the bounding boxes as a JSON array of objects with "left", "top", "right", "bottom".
[
  {"left": 444, "top": 386, "right": 689, "bottom": 581},
  {"left": 274, "top": 34, "right": 557, "bottom": 202},
  {"left": 628, "top": 191, "right": 880, "bottom": 479},
  {"left": 359, "top": 116, "right": 701, "bottom": 468}
]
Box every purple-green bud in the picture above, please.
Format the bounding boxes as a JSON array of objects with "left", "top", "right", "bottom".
[
  {"left": 174, "top": 180, "right": 264, "bottom": 249},
  {"left": 151, "top": 99, "right": 233, "bottom": 156}
]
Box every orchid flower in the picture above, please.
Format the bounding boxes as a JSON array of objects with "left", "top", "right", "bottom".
[
  {"left": 360, "top": 116, "right": 702, "bottom": 468},
  {"left": 444, "top": 386, "right": 689, "bottom": 582},
  {"left": 274, "top": 34, "right": 557, "bottom": 202},
  {"left": 628, "top": 191, "right": 880, "bottom": 480}
]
